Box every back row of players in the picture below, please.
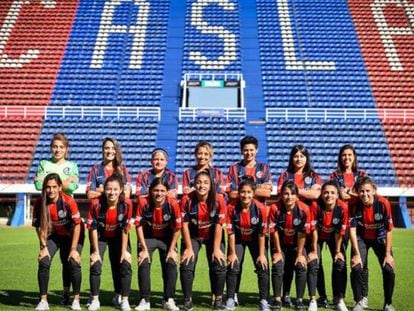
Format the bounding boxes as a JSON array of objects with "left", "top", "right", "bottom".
[{"left": 32, "top": 133, "right": 395, "bottom": 311}]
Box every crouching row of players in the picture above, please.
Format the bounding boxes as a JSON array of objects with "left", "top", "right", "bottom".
[{"left": 33, "top": 171, "right": 395, "bottom": 311}]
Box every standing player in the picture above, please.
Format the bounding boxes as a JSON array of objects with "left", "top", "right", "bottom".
[
  {"left": 86, "top": 174, "right": 133, "bottom": 311},
  {"left": 86, "top": 137, "right": 132, "bottom": 200},
  {"left": 32, "top": 173, "right": 84, "bottom": 311},
  {"left": 330, "top": 145, "right": 366, "bottom": 202},
  {"left": 182, "top": 141, "right": 226, "bottom": 196},
  {"left": 136, "top": 148, "right": 178, "bottom": 199},
  {"left": 227, "top": 135, "right": 272, "bottom": 201},
  {"left": 34, "top": 133, "right": 80, "bottom": 306},
  {"left": 349, "top": 176, "right": 395, "bottom": 311},
  {"left": 227, "top": 135, "right": 272, "bottom": 305},
  {"left": 268, "top": 180, "right": 310, "bottom": 310},
  {"left": 276, "top": 145, "right": 321, "bottom": 308},
  {"left": 225, "top": 176, "right": 270, "bottom": 311},
  {"left": 314, "top": 181, "right": 349, "bottom": 311},
  {"left": 320, "top": 144, "right": 366, "bottom": 308},
  {"left": 135, "top": 178, "right": 181, "bottom": 311},
  {"left": 277, "top": 144, "right": 321, "bottom": 204},
  {"left": 180, "top": 171, "right": 227, "bottom": 311},
  {"left": 35, "top": 133, "right": 79, "bottom": 196}
]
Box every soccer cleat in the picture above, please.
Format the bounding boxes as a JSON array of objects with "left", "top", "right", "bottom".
[
  {"left": 336, "top": 300, "right": 348, "bottom": 311},
  {"left": 282, "top": 296, "right": 293, "bottom": 307},
  {"left": 163, "top": 298, "right": 179, "bottom": 311},
  {"left": 352, "top": 301, "right": 364, "bottom": 311},
  {"left": 317, "top": 297, "right": 329, "bottom": 308},
  {"left": 71, "top": 299, "right": 82, "bottom": 311},
  {"left": 182, "top": 299, "right": 193, "bottom": 311},
  {"left": 135, "top": 299, "right": 150, "bottom": 311},
  {"left": 87, "top": 299, "right": 100, "bottom": 311},
  {"left": 296, "top": 300, "right": 306, "bottom": 310},
  {"left": 225, "top": 298, "right": 235, "bottom": 311},
  {"left": 214, "top": 299, "right": 226, "bottom": 310},
  {"left": 272, "top": 300, "right": 282, "bottom": 310},
  {"left": 361, "top": 297, "right": 368, "bottom": 309},
  {"left": 383, "top": 304, "right": 395, "bottom": 311},
  {"left": 112, "top": 294, "right": 122, "bottom": 307},
  {"left": 259, "top": 299, "right": 270, "bottom": 311},
  {"left": 120, "top": 300, "right": 132, "bottom": 311},
  {"left": 308, "top": 299, "right": 318, "bottom": 311},
  {"left": 35, "top": 300, "right": 50, "bottom": 311},
  {"left": 283, "top": 296, "right": 293, "bottom": 307},
  {"left": 234, "top": 293, "right": 239, "bottom": 306}
]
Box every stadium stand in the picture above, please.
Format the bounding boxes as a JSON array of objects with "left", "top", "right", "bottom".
[{"left": 0, "top": 0, "right": 413, "bottom": 227}]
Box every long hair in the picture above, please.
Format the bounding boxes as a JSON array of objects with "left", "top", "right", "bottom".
[
  {"left": 50, "top": 133, "right": 69, "bottom": 158},
  {"left": 102, "top": 137, "right": 123, "bottom": 175},
  {"left": 280, "top": 179, "right": 299, "bottom": 196},
  {"left": 101, "top": 173, "right": 125, "bottom": 206},
  {"left": 148, "top": 177, "right": 170, "bottom": 207},
  {"left": 40, "top": 173, "right": 63, "bottom": 238},
  {"left": 287, "top": 144, "right": 312, "bottom": 175},
  {"left": 337, "top": 144, "right": 359, "bottom": 172},
  {"left": 195, "top": 170, "right": 216, "bottom": 212},
  {"left": 194, "top": 141, "right": 214, "bottom": 159}
]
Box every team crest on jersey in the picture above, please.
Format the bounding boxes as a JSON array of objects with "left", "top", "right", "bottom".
[
  {"left": 163, "top": 214, "right": 171, "bottom": 221},
  {"left": 63, "top": 167, "right": 70, "bottom": 175},
  {"left": 256, "top": 171, "right": 263, "bottom": 179},
  {"left": 58, "top": 210, "right": 66, "bottom": 218},
  {"left": 374, "top": 213, "right": 383, "bottom": 221},
  {"left": 118, "top": 213, "right": 124, "bottom": 222},
  {"left": 332, "top": 218, "right": 340, "bottom": 225},
  {"left": 210, "top": 209, "right": 216, "bottom": 218},
  {"left": 305, "top": 176, "right": 312, "bottom": 185},
  {"left": 293, "top": 218, "right": 301, "bottom": 226},
  {"left": 251, "top": 217, "right": 259, "bottom": 225}
]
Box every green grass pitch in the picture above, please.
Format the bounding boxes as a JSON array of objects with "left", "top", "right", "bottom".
[{"left": 0, "top": 226, "right": 413, "bottom": 310}]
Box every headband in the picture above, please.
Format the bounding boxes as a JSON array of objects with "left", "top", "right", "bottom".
[{"left": 151, "top": 147, "right": 169, "bottom": 159}]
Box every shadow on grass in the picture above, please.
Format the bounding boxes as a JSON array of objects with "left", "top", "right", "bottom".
[{"left": 0, "top": 288, "right": 266, "bottom": 310}]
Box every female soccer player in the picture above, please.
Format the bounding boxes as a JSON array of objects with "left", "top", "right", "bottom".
[
  {"left": 276, "top": 145, "right": 321, "bottom": 308},
  {"left": 34, "top": 133, "right": 80, "bottom": 305},
  {"left": 86, "top": 174, "right": 133, "bottom": 311},
  {"left": 315, "top": 181, "right": 349, "bottom": 311},
  {"left": 135, "top": 178, "right": 181, "bottom": 311},
  {"left": 330, "top": 144, "right": 366, "bottom": 202},
  {"left": 35, "top": 133, "right": 79, "bottom": 195},
  {"left": 225, "top": 176, "right": 270, "bottom": 311},
  {"left": 269, "top": 180, "right": 310, "bottom": 310},
  {"left": 324, "top": 144, "right": 367, "bottom": 309},
  {"left": 136, "top": 148, "right": 178, "bottom": 199},
  {"left": 349, "top": 176, "right": 395, "bottom": 311},
  {"left": 182, "top": 141, "right": 225, "bottom": 195},
  {"left": 180, "top": 170, "right": 227, "bottom": 311},
  {"left": 277, "top": 144, "right": 321, "bottom": 203},
  {"left": 227, "top": 135, "right": 273, "bottom": 201},
  {"left": 32, "top": 173, "right": 84, "bottom": 311},
  {"left": 86, "top": 137, "right": 132, "bottom": 200}
]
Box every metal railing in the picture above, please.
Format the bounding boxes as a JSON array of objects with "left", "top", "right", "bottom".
[
  {"left": 266, "top": 108, "right": 414, "bottom": 121},
  {"left": 179, "top": 107, "right": 246, "bottom": 120},
  {"left": 0, "top": 106, "right": 161, "bottom": 121}
]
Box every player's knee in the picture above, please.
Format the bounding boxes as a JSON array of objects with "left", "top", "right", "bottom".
[
  {"left": 308, "top": 259, "right": 319, "bottom": 273},
  {"left": 38, "top": 257, "right": 51, "bottom": 270},
  {"left": 90, "top": 261, "right": 102, "bottom": 275},
  {"left": 333, "top": 259, "right": 345, "bottom": 272},
  {"left": 382, "top": 263, "right": 394, "bottom": 276}
]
